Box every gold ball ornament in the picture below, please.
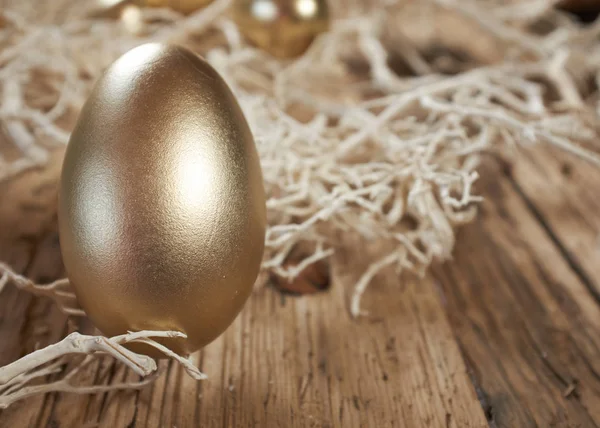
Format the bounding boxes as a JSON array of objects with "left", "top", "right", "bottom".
[
  {"left": 139, "top": 0, "right": 213, "bottom": 13},
  {"left": 232, "top": 0, "right": 329, "bottom": 58},
  {"left": 58, "top": 43, "right": 266, "bottom": 356}
]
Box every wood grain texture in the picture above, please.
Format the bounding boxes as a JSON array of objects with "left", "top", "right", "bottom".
[
  {"left": 3, "top": 1, "right": 600, "bottom": 427},
  {"left": 0, "top": 150, "right": 487, "bottom": 427},
  {"left": 511, "top": 145, "right": 600, "bottom": 299},
  {"left": 433, "top": 157, "right": 600, "bottom": 428}
]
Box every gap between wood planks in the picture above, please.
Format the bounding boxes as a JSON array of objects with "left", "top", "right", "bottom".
[
  {"left": 432, "top": 149, "right": 600, "bottom": 428},
  {"left": 511, "top": 146, "right": 600, "bottom": 303}
]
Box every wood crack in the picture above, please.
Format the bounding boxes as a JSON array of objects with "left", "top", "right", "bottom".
[
  {"left": 457, "top": 341, "right": 497, "bottom": 428},
  {"left": 507, "top": 176, "right": 600, "bottom": 306}
]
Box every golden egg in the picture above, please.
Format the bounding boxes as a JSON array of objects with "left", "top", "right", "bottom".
[
  {"left": 58, "top": 43, "right": 266, "bottom": 356},
  {"left": 232, "top": 0, "right": 329, "bottom": 58},
  {"left": 140, "top": 0, "right": 213, "bottom": 14}
]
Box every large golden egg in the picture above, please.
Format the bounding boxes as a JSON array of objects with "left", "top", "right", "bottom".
[
  {"left": 232, "top": 0, "right": 329, "bottom": 58},
  {"left": 58, "top": 43, "right": 266, "bottom": 356}
]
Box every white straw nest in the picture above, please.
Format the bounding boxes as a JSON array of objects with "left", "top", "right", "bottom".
[{"left": 1, "top": 0, "right": 600, "bottom": 406}]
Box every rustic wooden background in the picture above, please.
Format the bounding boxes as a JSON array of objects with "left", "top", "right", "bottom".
[{"left": 2, "top": 1, "right": 600, "bottom": 427}]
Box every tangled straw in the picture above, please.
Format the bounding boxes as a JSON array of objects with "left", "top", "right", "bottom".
[
  {"left": 2, "top": 0, "right": 600, "bottom": 406},
  {"left": 0, "top": 330, "right": 206, "bottom": 409}
]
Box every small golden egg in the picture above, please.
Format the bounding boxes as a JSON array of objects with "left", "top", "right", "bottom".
[
  {"left": 140, "top": 0, "right": 213, "bottom": 14},
  {"left": 58, "top": 44, "right": 266, "bottom": 356},
  {"left": 232, "top": 0, "right": 329, "bottom": 58}
]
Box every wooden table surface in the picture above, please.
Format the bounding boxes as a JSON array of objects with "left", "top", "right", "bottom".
[{"left": 2, "top": 1, "right": 600, "bottom": 427}]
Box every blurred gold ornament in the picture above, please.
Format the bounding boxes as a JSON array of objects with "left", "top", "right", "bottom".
[
  {"left": 140, "top": 0, "right": 214, "bottom": 14},
  {"left": 88, "top": 0, "right": 134, "bottom": 18},
  {"left": 121, "top": 5, "right": 145, "bottom": 35},
  {"left": 232, "top": 0, "right": 329, "bottom": 58}
]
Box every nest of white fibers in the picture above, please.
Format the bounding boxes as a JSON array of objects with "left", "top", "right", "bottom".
[{"left": 2, "top": 0, "right": 600, "bottom": 407}]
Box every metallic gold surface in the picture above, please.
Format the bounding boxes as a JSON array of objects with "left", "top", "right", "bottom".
[
  {"left": 58, "top": 43, "right": 266, "bottom": 356},
  {"left": 139, "top": 0, "right": 213, "bottom": 13},
  {"left": 232, "top": 0, "right": 329, "bottom": 58},
  {"left": 88, "top": 0, "right": 134, "bottom": 19}
]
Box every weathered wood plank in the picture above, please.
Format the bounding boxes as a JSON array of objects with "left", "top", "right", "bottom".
[
  {"left": 433, "top": 157, "right": 600, "bottom": 428},
  {"left": 0, "top": 133, "right": 486, "bottom": 427},
  {"left": 0, "top": 149, "right": 70, "bottom": 428},
  {"left": 0, "top": 236, "right": 489, "bottom": 427},
  {"left": 121, "top": 252, "right": 487, "bottom": 428}
]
